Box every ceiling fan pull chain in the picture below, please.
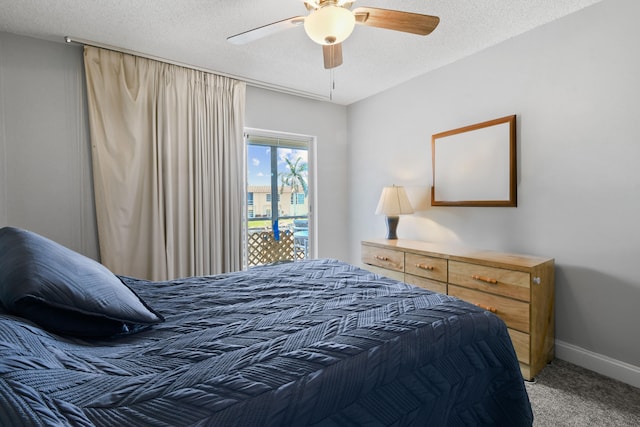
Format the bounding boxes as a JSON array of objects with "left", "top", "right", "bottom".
[{"left": 329, "top": 68, "right": 335, "bottom": 101}]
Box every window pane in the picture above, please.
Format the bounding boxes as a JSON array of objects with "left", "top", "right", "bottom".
[
  {"left": 277, "top": 147, "right": 308, "bottom": 218},
  {"left": 247, "top": 144, "right": 272, "bottom": 220},
  {"left": 246, "top": 132, "right": 312, "bottom": 267}
]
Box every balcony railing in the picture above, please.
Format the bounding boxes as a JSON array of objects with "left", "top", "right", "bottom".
[{"left": 247, "top": 230, "right": 306, "bottom": 266}]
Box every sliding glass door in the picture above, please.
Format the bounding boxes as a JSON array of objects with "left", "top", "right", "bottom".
[{"left": 245, "top": 131, "right": 313, "bottom": 267}]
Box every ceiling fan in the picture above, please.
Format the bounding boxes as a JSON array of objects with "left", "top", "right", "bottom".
[{"left": 227, "top": 0, "right": 440, "bottom": 69}]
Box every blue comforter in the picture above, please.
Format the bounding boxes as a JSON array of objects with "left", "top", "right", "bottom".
[{"left": 0, "top": 259, "right": 533, "bottom": 426}]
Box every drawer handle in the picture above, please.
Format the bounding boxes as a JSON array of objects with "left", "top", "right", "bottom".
[
  {"left": 475, "top": 303, "right": 498, "bottom": 314},
  {"left": 415, "top": 263, "right": 434, "bottom": 271},
  {"left": 472, "top": 274, "right": 498, "bottom": 284},
  {"left": 374, "top": 255, "right": 390, "bottom": 261}
]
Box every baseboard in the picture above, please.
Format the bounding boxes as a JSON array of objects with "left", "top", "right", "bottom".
[{"left": 555, "top": 340, "right": 640, "bottom": 389}]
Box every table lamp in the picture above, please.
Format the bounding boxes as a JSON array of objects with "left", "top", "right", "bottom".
[{"left": 375, "top": 185, "right": 414, "bottom": 239}]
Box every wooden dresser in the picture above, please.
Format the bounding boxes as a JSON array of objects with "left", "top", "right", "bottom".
[{"left": 361, "top": 239, "right": 554, "bottom": 380}]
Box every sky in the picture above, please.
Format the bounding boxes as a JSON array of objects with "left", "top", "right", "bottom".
[{"left": 247, "top": 145, "right": 308, "bottom": 187}]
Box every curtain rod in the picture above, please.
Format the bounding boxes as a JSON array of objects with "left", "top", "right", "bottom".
[{"left": 64, "top": 36, "right": 331, "bottom": 103}]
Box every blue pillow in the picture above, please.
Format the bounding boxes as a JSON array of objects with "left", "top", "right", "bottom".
[{"left": 0, "top": 227, "right": 164, "bottom": 337}]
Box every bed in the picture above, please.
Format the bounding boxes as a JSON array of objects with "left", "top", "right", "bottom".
[{"left": 0, "top": 227, "right": 533, "bottom": 426}]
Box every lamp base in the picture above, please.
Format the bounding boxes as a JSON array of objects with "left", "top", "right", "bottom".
[{"left": 384, "top": 215, "right": 399, "bottom": 240}]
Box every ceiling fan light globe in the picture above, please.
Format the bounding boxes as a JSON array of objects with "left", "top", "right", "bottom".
[{"left": 304, "top": 5, "right": 355, "bottom": 45}]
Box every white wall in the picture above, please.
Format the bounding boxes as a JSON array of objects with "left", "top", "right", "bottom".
[
  {"left": 347, "top": 0, "right": 640, "bottom": 381},
  {"left": 0, "top": 39, "right": 6, "bottom": 227},
  {"left": 245, "top": 87, "right": 349, "bottom": 261},
  {"left": 0, "top": 32, "right": 98, "bottom": 258}
]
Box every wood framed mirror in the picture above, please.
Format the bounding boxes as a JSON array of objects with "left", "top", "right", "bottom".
[{"left": 431, "top": 115, "right": 517, "bottom": 207}]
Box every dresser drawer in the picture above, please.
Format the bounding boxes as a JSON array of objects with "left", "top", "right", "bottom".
[
  {"left": 405, "top": 253, "right": 447, "bottom": 282},
  {"left": 449, "top": 285, "right": 530, "bottom": 333},
  {"left": 362, "top": 245, "right": 404, "bottom": 272},
  {"left": 362, "top": 263, "right": 405, "bottom": 281},
  {"left": 404, "top": 274, "right": 447, "bottom": 294},
  {"left": 449, "top": 260, "right": 531, "bottom": 302},
  {"left": 508, "top": 328, "right": 530, "bottom": 365}
]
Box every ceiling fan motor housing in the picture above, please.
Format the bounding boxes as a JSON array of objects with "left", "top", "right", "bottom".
[{"left": 304, "top": 4, "right": 356, "bottom": 45}]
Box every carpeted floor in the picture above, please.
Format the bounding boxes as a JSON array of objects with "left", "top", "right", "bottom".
[{"left": 524, "top": 359, "right": 640, "bottom": 426}]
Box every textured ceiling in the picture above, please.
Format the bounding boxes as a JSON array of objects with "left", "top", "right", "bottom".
[{"left": 0, "top": 0, "right": 604, "bottom": 105}]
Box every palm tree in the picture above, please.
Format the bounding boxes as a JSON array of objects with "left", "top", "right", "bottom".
[{"left": 279, "top": 156, "right": 308, "bottom": 216}]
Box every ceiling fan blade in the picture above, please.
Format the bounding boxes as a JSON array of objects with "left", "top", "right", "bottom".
[
  {"left": 353, "top": 7, "right": 439, "bottom": 36},
  {"left": 323, "top": 43, "right": 343, "bottom": 69},
  {"left": 227, "top": 16, "right": 305, "bottom": 45}
]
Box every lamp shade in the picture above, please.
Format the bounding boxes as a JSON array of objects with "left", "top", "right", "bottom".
[
  {"left": 304, "top": 5, "right": 355, "bottom": 45},
  {"left": 375, "top": 186, "right": 414, "bottom": 216}
]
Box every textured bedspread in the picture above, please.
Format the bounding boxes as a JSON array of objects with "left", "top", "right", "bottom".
[{"left": 0, "top": 259, "right": 533, "bottom": 426}]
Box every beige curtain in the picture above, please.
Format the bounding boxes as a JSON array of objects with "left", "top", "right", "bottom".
[{"left": 84, "top": 46, "right": 245, "bottom": 280}]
